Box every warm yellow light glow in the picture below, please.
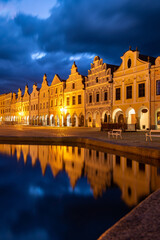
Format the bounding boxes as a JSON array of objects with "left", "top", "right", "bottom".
[
  {"left": 19, "top": 111, "right": 24, "bottom": 116},
  {"left": 60, "top": 107, "right": 67, "bottom": 114}
]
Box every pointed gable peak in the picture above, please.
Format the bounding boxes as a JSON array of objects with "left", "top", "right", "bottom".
[
  {"left": 43, "top": 73, "right": 47, "bottom": 82},
  {"left": 41, "top": 73, "right": 48, "bottom": 87},
  {"left": 51, "top": 74, "right": 61, "bottom": 85},
  {"left": 71, "top": 61, "right": 78, "bottom": 74}
]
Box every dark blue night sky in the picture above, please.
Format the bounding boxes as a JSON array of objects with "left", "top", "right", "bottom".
[{"left": 0, "top": 0, "right": 160, "bottom": 94}]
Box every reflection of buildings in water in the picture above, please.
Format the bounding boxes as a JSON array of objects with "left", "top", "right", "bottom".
[
  {"left": 29, "top": 145, "right": 39, "bottom": 166},
  {"left": 48, "top": 145, "right": 63, "bottom": 177},
  {"left": 39, "top": 145, "right": 49, "bottom": 176},
  {"left": 63, "top": 146, "right": 85, "bottom": 188},
  {"left": 16, "top": 145, "right": 22, "bottom": 161},
  {"left": 84, "top": 149, "right": 113, "bottom": 198},
  {"left": 0, "top": 144, "right": 12, "bottom": 156},
  {"left": 0, "top": 144, "right": 160, "bottom": 204},
  {"left": 113, "top": 155, "right": 152, "bottom": 206},
  {"left": 151, "top": 166, "right": 160, "bottom": 192},
  {"left": 21, "top": 145, "right": 29, "bottom": 164},
  {"left": 11, "top": 145, "right": 16, "bottom": 156}
]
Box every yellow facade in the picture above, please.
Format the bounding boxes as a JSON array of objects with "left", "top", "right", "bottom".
[
  {"left": 85, "top": 56, "right": 116, "bottom": 127},
  {"left": 39, "top": 74, "right": 49, "bottom": 126},
  {"left": 113, "top": 49, "right": 154, "bottom": 130},
  {"left": 30, "top": 83, "right": 39, "bottom": 125},
  {"left": 151, "top": 57, "right": 160, "bottom": 129},
  {"left": 0, "top": 93, "right": 6, "bottom": 123},
  {"left": 49, "top": 74, "right": 65, "bottom": 126},
  {"left": 64, "top": 62, "right": 85, "bottom": 127}
]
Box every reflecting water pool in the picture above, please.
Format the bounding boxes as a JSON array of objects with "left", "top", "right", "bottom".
[{"left": 0, "top": 144, "right": 160, "bottom": 240}]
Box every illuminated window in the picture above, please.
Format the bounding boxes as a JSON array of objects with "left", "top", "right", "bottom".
[
  {"left": 156, "top": 80, "right": 160, "bottom": 95},
  {"left": 96, "top": 93, "right": 99, "bottom": 102},
  {"left": 126, "top": 86, "right": 132, "bottom": 99},
  {"left": 78, "top": 95, "right": 81, "bottom": 104},
  {"left": 138, "top": 83, "right": 145, "bottom": 97},
  {"left": 89, "top": 94, "right": 92, "bottom": 103},
  {"left": 116, "top": 88, "right": 121, "bottom": 100},
  {"left": 72, "top": 96, "right": 75, "bottom": 105},
  {"left": 66, "top": 97, "right": 70, "bottom": 106},
  {"left": 104, "top": 92, "right": 108, "bottom": 101}
]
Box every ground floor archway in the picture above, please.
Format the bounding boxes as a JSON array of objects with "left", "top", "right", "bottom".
[
  {"left": 112, "top": 108, "right": 124, "bottom": 124},
  {"left": 138, "top": 107, "right": 149, "bottom": 130}
]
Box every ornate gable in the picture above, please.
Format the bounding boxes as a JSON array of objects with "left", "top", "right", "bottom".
[{"left": 51, "top": 74, "right": 61, "bottom": 85}]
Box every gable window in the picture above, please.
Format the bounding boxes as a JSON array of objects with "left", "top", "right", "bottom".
[
  {"left": 43, "top": 93, "right": 45, "bottom": 98},
  {"left": 138, "top": 83, "right": 145, "bottom": 97},
  {"left": 55, "top": 88, "right": 57, "bottom": 94},
  {"left": 66, "top": 97, "right": 70, "bottom": 106},
  {"left": 96, "top": 77, "right": 98, "bottom": 83},
  {"left": 89, "top": 94, "right": 92, "bottom": 103},
  {"left": 126, "top": 86, "right": 132, "bottom": 99},
  {"left": 72, "top": 83, "right": 75, "bottom": 89},
  {"left": 116, "top": 88, "right": 121, "bottom": 100},
  {"left": 78, "top": 95, "right": 81, "bottom": 104},
  {"left": 96, "top": 93, "right": 99, "bottom": 102},
  {"left": 72, "top": 96, "right": 76, "bottom": 105},
  {"left": 156, "top": 80, "right": 160, "bottom": 95},
  {"left": 127, "top": 59, "right": 131, "bottom": 68},
  {"left": 104, "top": 92, "right": 108, "bottom": 101}
]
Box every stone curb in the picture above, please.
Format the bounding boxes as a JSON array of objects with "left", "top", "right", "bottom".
[
  {"left": 98, "top": 189, "right": 160, "bottom": 240},
  {"left": 0, "top": 136, "right": 159, "bottom": 163}
]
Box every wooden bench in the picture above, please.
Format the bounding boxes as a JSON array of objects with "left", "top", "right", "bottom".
[
  {"left": 146, "top": 130, "right": 160, "bottom": 141},
  {"left": 108, "top": 129, "right": 122, "bottom": 139}
]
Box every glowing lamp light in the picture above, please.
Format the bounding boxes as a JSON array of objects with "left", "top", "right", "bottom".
[
  {"left": 60, "top": 107, "right": 67, "bottom": 114},
  {"left": 19, "top": 111, "right": 24, "bottom": 116}
]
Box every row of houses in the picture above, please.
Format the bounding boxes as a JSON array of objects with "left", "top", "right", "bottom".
[{"left": 0, "top": 47, "right": 160, "bottom": 129}]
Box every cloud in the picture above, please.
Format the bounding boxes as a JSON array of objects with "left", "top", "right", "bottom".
[{"left": 1, "top": 0, "right": 160, "bottom": 93}]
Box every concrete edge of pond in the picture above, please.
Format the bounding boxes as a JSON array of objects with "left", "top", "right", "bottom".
[
  {"left": 98, "top": 188, "right": 160, "bottom": 240},
  {"left": 0, "top": 136, "right": 159, "bottom": 163}
]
